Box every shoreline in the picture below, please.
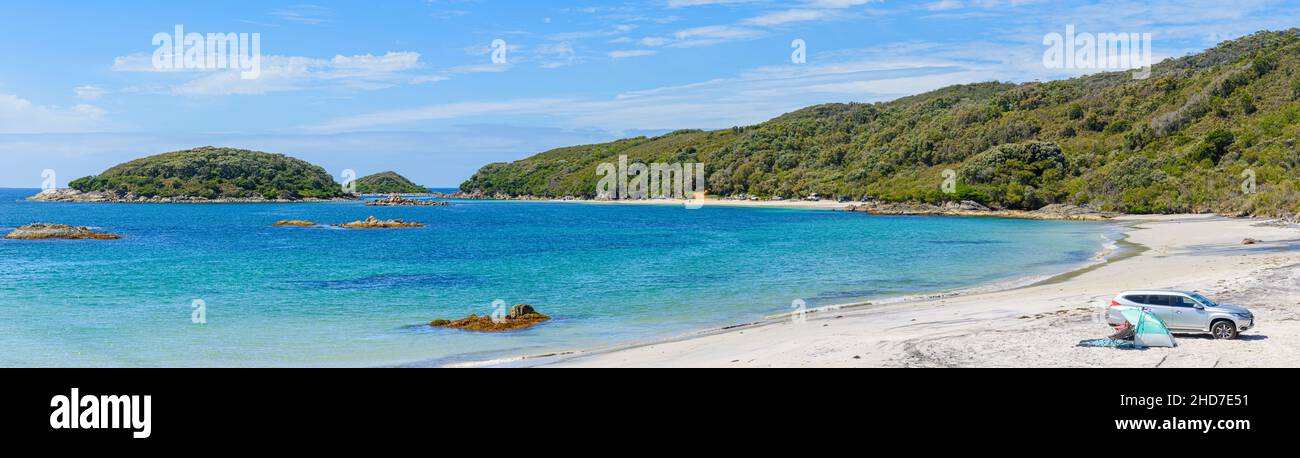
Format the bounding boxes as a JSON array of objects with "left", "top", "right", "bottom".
[
  {"left": 463, "top": 197, "right": 1122, "bottom": 221},
  {"left": 429, "top": 220, "right": 1130, "bottom": 369},
  {"left": 23, "top": 188, "right": 360, "bottom": 204},
  {"left": 468, "top": 214, "right": 1300, "bottom": 368}
]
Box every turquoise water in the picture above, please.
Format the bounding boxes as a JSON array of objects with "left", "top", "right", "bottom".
[{"left": 0, "top": 188, "right": 1115, "bottom": 367}]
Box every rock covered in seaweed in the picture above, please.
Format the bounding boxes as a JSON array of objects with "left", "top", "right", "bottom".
[
  {"left": 4, "top": 223, "right": 121, "bottom": 240},
  {"left": 430, "top": 304, "right": 551, "bottom": 332},
  {"left": 273, "top": 220, "right": 318, "bottom": 227}
]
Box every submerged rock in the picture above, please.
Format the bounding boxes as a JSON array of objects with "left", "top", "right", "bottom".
[
  {"left": 364, "top": 195, "right": 452, "bottom": 207},
  {"left": 4, "top": 223, "right": 121, "bottom": 240},
  {"left": 430, "top": 305, "right": 551, "bottom": 332},
  {"left": 334, "top": 216, "right": 425, "bottom": 229},
  {"left": 273, "top": 220, "right": 318, "bottom": 227}
]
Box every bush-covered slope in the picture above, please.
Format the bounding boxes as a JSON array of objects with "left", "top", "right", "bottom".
[
  {"left": 70, "top": 147, "right": 348, "bottom": 199},
  {"left": 461, "top": 29, "right": 1300, "bottom": 216},
  {"left": 354, "top": 171, "right": 428, "bottom": 194}
]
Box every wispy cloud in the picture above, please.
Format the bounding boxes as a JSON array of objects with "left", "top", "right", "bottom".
[
  {"left": 666, "top": 0, "right": 762, "bottom": 7},
  {"left": 74, "top": 85, "right": 109, "bottom": 101},
  {"left": 269, "top": 4, "right": 335, "bottom": 25},
  {"left": 608, "top": 49, "right": 658, "bottom": 58},
  {"left": 306, "top": 53, "right": 984, "bottom": 135},
  {"left": 111, "top": 52, "right": 433, "bottom": 96}
]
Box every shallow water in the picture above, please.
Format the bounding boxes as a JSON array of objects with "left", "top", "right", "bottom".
[{"left": 0, "top": 188, "right": 1116, "bottom": 367}]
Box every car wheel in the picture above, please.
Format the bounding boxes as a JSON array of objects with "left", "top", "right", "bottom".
[{"left": 1211, "top": 320, "right": 1238, "bottom": 340}]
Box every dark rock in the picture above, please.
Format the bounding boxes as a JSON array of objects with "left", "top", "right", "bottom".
[{"left": 508, "top": 303, "right": 538, "bottom": 319}]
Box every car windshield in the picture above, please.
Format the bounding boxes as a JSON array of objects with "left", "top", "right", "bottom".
[{"left": 1190, "top": 293, "right": 1217, "bottom": 307}]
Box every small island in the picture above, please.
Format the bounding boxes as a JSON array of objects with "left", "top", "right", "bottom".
[
  {"left": 4, "top": 224, "right": 121, "bottom": 240},
  {"left": 365, "top": 195, "right": 453, "bottom": 207},
  {"left": 30, "top": 147, "right": 358, "bottom": 203},
  {"left": 430, "top": 304, "right": 551, "bottom": 332},
  {"left": 355, "top": 172, "right": 430, "bottom": 195},
  {"left": 334, "top": 216, "right": 425, "bottom": 229}
]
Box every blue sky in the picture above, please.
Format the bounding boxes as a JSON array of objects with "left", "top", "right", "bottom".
[{"left": 0, "top": 0, "right": 1296, "bottom": 187}]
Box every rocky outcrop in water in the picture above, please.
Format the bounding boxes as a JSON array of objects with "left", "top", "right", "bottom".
[
  {"left": 273, "top": 220, "right": 318, "bottom": 227},
  {"left": 26, "top": 189, "right": 117, "bottom": 203},
  {"left": 334, "top": 216, "right": 425, "bottom": 229},
  {"left": 364, "top": 195, "right": 453, "bottom": 207},
  {"left": 4, "top": 224, "right": 121, "bottom": 240},
  {"left": 429, "top": 304, "right": 551, "bottom": 332}
]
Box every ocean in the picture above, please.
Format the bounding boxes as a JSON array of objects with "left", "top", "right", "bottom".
[{"left": 0, "top": 188, "right": 1117, "bottom": 367}]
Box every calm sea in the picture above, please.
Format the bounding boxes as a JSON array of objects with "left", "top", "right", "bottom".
[{"left": 0, "top": 188, "right": 1116, "bottom": 367}]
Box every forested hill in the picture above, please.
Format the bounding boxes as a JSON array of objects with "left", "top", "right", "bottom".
[
  {"left": 460, "top": 29, "right": 1300, "bottom": 216},
  {"left": 69, "top": 147, "right": 348, "bottom": 200},
  {"left": 354, "top": 171, "right": 429, "bottom": 194}
]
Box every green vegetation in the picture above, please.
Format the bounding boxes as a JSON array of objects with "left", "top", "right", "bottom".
[
  {"left": 69, "top": 147, "right": 348, "bottom": 200},
  {"left": 354, "top": 171, "right": 428, "bottom": 194},
  {"left": 461, "top": 29, "right": 1300, "bottom": 216}
]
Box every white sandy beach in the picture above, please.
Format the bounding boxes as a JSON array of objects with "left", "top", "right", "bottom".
[
  {"left": 539, "top": 197, "right": 858, "bottom": 210},
  {"left": 545, "top": 214, "right": 1300, "bottom": 368}
]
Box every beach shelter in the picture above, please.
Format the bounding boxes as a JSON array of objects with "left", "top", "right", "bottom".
[{"left": 1118, "top": 307, "right": 1177, "bottom": 348}]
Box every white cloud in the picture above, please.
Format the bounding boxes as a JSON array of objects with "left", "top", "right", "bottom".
[
  {"left": 112, "top": 51, "right": 435, "bottom": 96},
  {"left": 743, "top": 9, "right": 835, "bottom": 26},
  {"left": 533, "top": 42, "right": 578, "bottom": 68},
  {"left": 804, "top": 0, "right": 877, "bottom": 7},
  {"left": 641, "top": 25, "right": 764, "bottom": 48},
  {"left": 305, "top": 99, "right": 573, "bottom": 132},
  {"left": 0, "top": 92, "right": 109, "bottom": 134},
  {"left": 666, "top": 0, "right": 762, "bottom": 7},
  {"left": 305, "top": 53, "right": 987, "bottom": 135},
  {"left": 74, "top": 85, "right": 108, "bottom": 101},
  {"left": 608, "top": 50, "right": 658, "bottom": 59},
  {"left": 269, "top": 5, "right": 334, "bottom": 25}
]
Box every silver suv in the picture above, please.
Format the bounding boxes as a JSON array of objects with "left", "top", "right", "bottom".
[{"left": 1108, "top": 290, "right": 1255, "bottom": 339}]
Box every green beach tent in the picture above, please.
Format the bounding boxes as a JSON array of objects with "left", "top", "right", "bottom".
[{"left": 1119, "top": 308, "right": 1177, "bottom": 349}]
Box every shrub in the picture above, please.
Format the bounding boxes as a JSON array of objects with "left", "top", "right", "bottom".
[{"left": 1194, "top": 128, "right": 1236, "bottom": 163}]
